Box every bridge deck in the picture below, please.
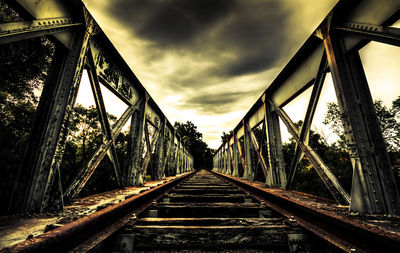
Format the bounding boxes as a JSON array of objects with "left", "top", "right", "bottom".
[{"left": 1, "top": 170, "right": 400, "bottom": 252}]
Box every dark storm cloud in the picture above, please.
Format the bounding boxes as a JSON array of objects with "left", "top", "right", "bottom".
[
  {"left": 183, "top": 90, "right": 256, "bottom": 113},
  {"left": 110, "top": 0, "right": 237, "bottom": 46},
  {"left": 110, "top": 0, "right": 290, "bottom": 77},
  {"left": 85, "top": 0, "right": 337, "bottom": 147}
]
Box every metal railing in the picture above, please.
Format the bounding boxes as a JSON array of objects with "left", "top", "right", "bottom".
[
  {"left": 1, "top": 0, "right": 194, "bottom": 214},
  {"left": 213, "top": 0, "right": 400, "bottom": 215}
]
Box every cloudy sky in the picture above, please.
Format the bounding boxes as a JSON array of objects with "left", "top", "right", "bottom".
[{"left": 77, "top": 0, "right": 400, "bottom": 149}]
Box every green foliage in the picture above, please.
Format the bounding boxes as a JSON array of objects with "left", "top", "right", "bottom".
[
  {"left": 174, "top": 121, "right": 214, "bottom": 169},
  {"left": 321, "top": 98, "right": 400, "bottom": 197},
  {"left": 323, "top": 98, "right": 400, "bottom": 152}
]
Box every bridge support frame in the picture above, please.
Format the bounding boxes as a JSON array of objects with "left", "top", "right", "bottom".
[
  {"left": 8, "top": 21, "right": 91, "bottom": 213},
  {"left": 324, "top": 31, "right": 400, "bottom": 215}
]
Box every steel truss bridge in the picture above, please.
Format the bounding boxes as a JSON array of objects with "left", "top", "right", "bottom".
[{"left": 1, "top": 0, "right": 400, "bottom": 252}]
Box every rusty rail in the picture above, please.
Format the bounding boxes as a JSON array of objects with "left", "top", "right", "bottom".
[
  {"left": 212, "top": 171, "right": 400, "bottom": 253},
  {"left": 0, "top": 171, "right": 196, "bottom": 253}
]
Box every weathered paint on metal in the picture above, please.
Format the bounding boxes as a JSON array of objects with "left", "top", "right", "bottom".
[{"left": 324, "top": 31, "right": 400, "bottom": 215}]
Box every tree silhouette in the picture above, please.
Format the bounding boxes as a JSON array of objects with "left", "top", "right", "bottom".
[{"left": 175, "top": 121, "right": 214, "bottom": 169}]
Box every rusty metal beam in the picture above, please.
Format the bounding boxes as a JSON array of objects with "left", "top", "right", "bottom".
[{"left": 0, "top": 18, "right": 81, "bottom": 45}]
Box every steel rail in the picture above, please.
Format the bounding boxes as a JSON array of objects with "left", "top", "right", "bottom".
[
  {"left": 0, "top": 171, "right": 196, "bottom": 253},
  {"left": 212, "top": 171, "right": 400, "bottom": 253}
]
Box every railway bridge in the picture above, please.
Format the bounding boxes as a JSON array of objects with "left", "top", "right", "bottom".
[{"left": 1, "top": 0, "right": 400, "bottom": 252}]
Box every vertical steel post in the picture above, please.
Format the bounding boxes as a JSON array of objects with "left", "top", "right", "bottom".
[
  {"left": 222, "top": 144, "right": 227, "bottom": 174},
  {"left": 168, "top": 132, "right": 177, "bottom": 176},
  {"left": 154, "top": 118, "right": 165, "bottom": 180},
  {"left": 227, "top": 138, "right": 235, "bottom": 176},
  {"left": 324, "top": 31, "right": 400, "bottom": 215},
  {"left": 235, "top": 132, "right": 246, "bottom": 177},
  {"left": 160, "top": 129, "right": 172, "bottom": 177},
  {"left": 264, "top": 100, "right": 287, "bottom": 188},
  {"left": 243, "top": 120, "right": 256, "bottom": 180},
  {"left": 176, "top": 140, "right": 181, "bottom": 174},
  {"left": 232, "top": 132, "right": 240, "bottom": 177},
  {"left": 130, "top": 96, "right": 148, "bottom": 186},
  {"left": 125, "top": 100, "right": 144, "bottom": 186}
]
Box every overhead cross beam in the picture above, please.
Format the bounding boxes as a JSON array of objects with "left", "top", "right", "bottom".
[
  {"left": 0, "top": 18, "right": 81, "bottom": 46},
  {"left": 334, "top": 22, "right": 400, "bottom": 47}
]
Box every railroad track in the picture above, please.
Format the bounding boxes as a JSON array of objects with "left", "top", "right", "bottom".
[
  {"left": 2, "top": 170, "right": 400, "bottom": 252},
  {"left": 95, "top": 170, "right": 327, "bottom": 252}
]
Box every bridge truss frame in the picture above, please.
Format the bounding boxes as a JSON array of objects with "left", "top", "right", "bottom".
[
  {"left": 213, "top": 0, "right": 400, "bottom": 215},
  {"left": 1, "top": 0, "right": 193, "bottom": 214}
]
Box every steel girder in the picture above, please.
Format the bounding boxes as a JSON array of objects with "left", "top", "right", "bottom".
[
  {"left": 4, "top": 0, "right": 193, "bottom": 213},
  {"left": 213, "top": 0, "right": 400, "bottom": 215}
]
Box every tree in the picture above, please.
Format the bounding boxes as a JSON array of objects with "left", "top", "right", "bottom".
[
  {"left": 174, "top": 121, "right": 214, "bottom": 169},
  {"left": 323, "top": 98, "right": 400, "bottom": 195},
  {"left": 323, "top": 98, "right": 400, "bottom": 152},
  {"left": 221, "top": 131, "right": 231, "bottom": 143},
  {"left": 282, "top": 122, "right": 353, "bottom": 199},
  {"left": 60, "top": 104, "right": 124, "bottom": 198}
]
